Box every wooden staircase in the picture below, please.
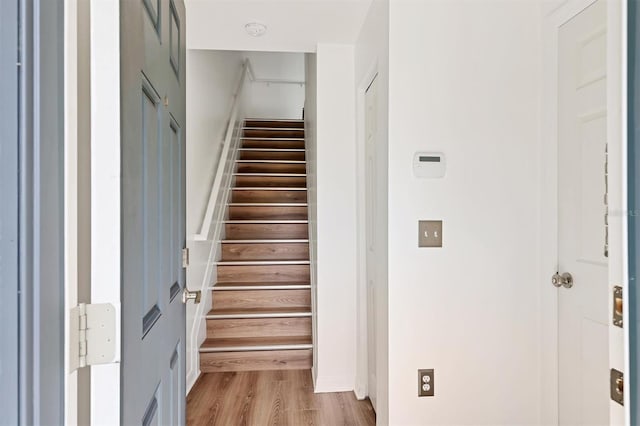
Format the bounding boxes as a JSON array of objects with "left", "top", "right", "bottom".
[{"left": 199, "top": 119, "right": 313, "bottom": 373}]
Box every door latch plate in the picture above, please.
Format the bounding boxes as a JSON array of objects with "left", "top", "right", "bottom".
[
  {"left": 610, "top": 368, "right": 624, "bottom": 406},
  {"left": 613, "top": 286, "right": 623, "bottom": 328}
]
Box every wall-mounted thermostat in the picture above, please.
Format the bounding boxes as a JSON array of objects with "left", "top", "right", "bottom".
[{"left": 413, "top": 152, "right": 446, "bottom": 178}]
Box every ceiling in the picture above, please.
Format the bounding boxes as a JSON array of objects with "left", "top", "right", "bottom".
[{"left": 185, "top": 0, "right": 373, "bottom": 53}]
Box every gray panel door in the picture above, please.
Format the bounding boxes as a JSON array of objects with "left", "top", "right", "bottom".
[{"left": 121, "top": 0, "right": 187, "bottom": 424}]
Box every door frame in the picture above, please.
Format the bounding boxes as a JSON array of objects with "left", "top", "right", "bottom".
[
  {"left": 628, "top": 0, "right": 639, "bottom": 422},
  {"left": 88, "top": 0, "right": 122, "bottom": 424},
  {"left": 355, "top": 61, "right": 380, "bottom": 401},
  {"left": 540, "top": 0, "right": 628, "bottom": 423}
]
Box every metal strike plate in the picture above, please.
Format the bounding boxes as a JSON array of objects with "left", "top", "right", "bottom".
[
  {"left": 610, "top": 369, "right": 624, "bottom": 406},
  {"left": 613, "top": 286, "right": 623, "bottom": 328}
]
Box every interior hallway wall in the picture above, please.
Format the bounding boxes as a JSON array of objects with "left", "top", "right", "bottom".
[
  {"left": 185, "top": 49, "right": 245, "bottom": 389},
  {"left": 386, "top": 1, "right": 542, "bottom": 424}
]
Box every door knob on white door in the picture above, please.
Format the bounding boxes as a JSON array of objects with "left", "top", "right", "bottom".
[
  {"left": 182, "top": 288, "right": 201, "bottom": 304},
  {"left": 552, "top": 272, "right": 573, "bottom": 289}
]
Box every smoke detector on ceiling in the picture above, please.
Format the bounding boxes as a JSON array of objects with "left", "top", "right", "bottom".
[{"left": 245, "top": 22, "right": 267, "bottom": 37}]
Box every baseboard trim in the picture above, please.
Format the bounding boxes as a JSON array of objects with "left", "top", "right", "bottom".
[
  {"left": 186, "top": 368, "right": 201, "bottom": 395},
  {"left": 313, "top": 374, "right": 354, "bottom": 393}
]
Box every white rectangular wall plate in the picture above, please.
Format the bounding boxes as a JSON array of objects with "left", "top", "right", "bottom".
[{"left": 413, "top": 152, "right": 446, "bottom": 178}]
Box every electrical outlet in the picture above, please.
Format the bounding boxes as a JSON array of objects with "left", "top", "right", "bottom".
[
  {"left": 418, "top": 221, "right": 443, "bottom": 247},
  {"left": 418, "top": 369, "right": 434, "bottom": 397}
]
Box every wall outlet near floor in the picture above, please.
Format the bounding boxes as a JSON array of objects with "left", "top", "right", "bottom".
[{"left": 418, "top": 369, "right": 434, "bottom": 397}]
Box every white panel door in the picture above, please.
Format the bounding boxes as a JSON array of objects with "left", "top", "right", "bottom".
[
  {"left": 365, "top": 75, "right": 378, "bottom": 412},
  {"left": 121, "top": 0, "right": 187, "bottom": 424},
  {"left": 557, "top": 1, "right": 609, "bottom": 424}
]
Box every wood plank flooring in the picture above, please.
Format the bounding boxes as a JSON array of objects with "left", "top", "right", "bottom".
[{"left": 187, "top": 369, "right": 375, "bottom": 426}]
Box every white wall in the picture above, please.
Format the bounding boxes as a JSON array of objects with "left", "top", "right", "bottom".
[
  {"left": 185, "top": 49, "right": 245, "bottom": 390},
  {"left": 354, "top": 0, "right": 390, "bottom": 423},
  {"left": 241, "top": 51, "right": 305, "bottom": 119},
  {"left": 310, "top": 44, "right": 359, "bottom": 392},
  {"left": 386, "top": 1, "right": 541, "bottom": 424},
  {"left": 304, "top": 52, "right": 319, "bottom": 385}
]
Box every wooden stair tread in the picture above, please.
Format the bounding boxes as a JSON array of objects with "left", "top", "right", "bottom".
[
  {"left": 242, "top": 137, "right": 305, "bottom": 141},
  {"left": 234, "top": 173, "right": 307, "bottom": 176},
  {"left": 238, "top": 148, "right": 305, "bottom": 152},
  {"left": 207, "top": 306, "right": 312, "bottom": 317},
  {"left": 220, "top": 258, "right": 310, "bottom": 263},
  {"left": 199, "top": 349, "right": 312, "bottom": 372},
  {"left": 200, "top": 335, "right": 312, "bottom": 351},
  {"left": 225, "top": 220, "right": 308, "bottom": 223},
  {"left": 232, "top": 187, "right": 307, "bottom": 190}
]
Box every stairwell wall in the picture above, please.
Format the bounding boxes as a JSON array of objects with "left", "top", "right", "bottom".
[
  {"left": 241, "top": 51, "right": 305, "bottom": 120},
  {"left": 185, "top": 49, "right": 246, "bottom": 391}
]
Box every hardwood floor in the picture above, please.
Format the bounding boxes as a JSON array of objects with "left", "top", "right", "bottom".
[{"left": 187, "top": 369, "right": 375, "bottom": 426}]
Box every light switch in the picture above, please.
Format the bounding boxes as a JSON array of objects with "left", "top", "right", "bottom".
[{"left": 418, "top": 220, "right": 443, "bottom": 248}]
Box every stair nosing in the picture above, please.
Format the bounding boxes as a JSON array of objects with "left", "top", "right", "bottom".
[
  {"left": 221, "top": 239, "right": 309, "bottom": 243},
  {"left": 245, "top": 118, "right": 304, "bottom": 122},
  {"left": 238, "top": 148, "right": 305, "bottom": 152},
  {"left": 206, "top": 311, "right": 312, "bottom": 319},
  {"left": 229, "top": 203, "right": 307, "bottom": 207},
  {"left": 236, "top": 160, "right": 306, "bottom": 164},
  {"left": 234, "top": 173, "right": 307, "bottom": 177},
  {"left": 199, "top": 343, "right": 313, "bottom": 353},
  {"left": 232, "top": 187, "right": 307, "bottom": 191},
  {"left": 216, "top": 260, "right": 310, "bottom": 266},
  {"left": 242, "top": 137, "right": 305, "bottom": 141},
  {"left": 210, "top": 284, "right": 311, "bottom": 291},
  {"left": 225, "top": 220, "right": 308, "bottom": 224},
  {"left": 242, "top": 127, "right": 305, "bottom": 131}
]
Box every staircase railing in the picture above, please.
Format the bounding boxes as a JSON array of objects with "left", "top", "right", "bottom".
[
  {"left": 187, "top": 59, "right": 249, "bottom": 391},
  {"left": 194, "top": 60, "right": 249, "bottom": 241}
]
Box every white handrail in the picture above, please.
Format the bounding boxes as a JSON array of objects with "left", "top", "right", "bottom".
[
  {"left": 246, "top": 59, "right": 305, "bottom": 86},
  {"left": 193, "top": 60, "right": 249, "bottom": 241}
]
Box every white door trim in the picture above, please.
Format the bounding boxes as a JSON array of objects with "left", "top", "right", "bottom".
[
  {"left": 355, "top": 60, "right": 379, "bottom": 401},
  {"left": 540, "top": 1, "right": 628, "bottom": 424},
  {"left": 605, "top": 0, "right": 629, "bottom": 422},
  {"left": 89, "top": 0, "right": 121, "bottom": 424}
]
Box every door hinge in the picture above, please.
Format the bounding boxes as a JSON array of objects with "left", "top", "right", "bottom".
[
  {"left": 613, "top": 286, "right": 623, "bottom": 328},
  {"left": 182, "top": 248, "right": 190, "bottom": 268},
  {"left": 610, "top": 369, "right": 624, "bottom": 406},
  {"left": 69, "top": 303, "right": 117, "bottom": 372}
]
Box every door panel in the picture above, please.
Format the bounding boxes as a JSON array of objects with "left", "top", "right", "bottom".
[
  {"left": 121, "top": 0, "right": 186, "bottom": 423},
  {"left": 558, "top": 2, "right": 609, "bottom": 424}
]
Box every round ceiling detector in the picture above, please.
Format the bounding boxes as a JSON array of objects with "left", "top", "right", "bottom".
[{"left": 245, "top": 22, "right": 267, "bottom": 37}]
